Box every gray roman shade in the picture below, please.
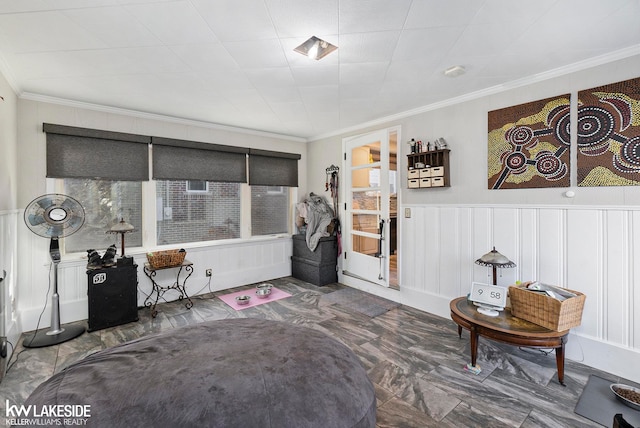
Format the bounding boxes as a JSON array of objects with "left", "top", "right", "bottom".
[
  {"left": 44, "top": 123, "right": 150, "bottom": 181},
  {"left": 152, "top": 137, "right": 248, "bottom": 182},
  {"left": 248, "top": 149, "right": 301, "bottom": 187}
]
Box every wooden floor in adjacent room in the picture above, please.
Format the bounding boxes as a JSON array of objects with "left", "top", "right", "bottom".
[{"left": 0, "top": 277, "right": 631, "bottom": 427}]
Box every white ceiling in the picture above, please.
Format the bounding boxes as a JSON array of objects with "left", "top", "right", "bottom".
[{"left": 0, "top": 0, "right": 639, "bottom": 140}]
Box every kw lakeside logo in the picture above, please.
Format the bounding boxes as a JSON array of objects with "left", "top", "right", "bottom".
[{"left": 5, "top": 400, "right": 91, "bottom": 426}]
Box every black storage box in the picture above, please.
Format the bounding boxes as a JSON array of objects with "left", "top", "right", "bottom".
[
  {"left": 87, "top": 264, "right": 139, "bottom": 332},
  {"left": 291, "top": 234, "right": 338, "bottom": 286}
]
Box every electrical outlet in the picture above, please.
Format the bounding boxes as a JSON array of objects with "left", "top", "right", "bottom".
[
  {"left": 205, "top": 268, "right": 212, "bottom": 277},
  {"left": 404, "top": 208, "right": 411, "bottom": 218}
]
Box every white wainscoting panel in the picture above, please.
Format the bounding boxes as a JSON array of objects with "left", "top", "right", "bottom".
[
  {"left": 18, "top": 237, "right": 293, "bottom": 332},
  {"left": 634, "top": 211, "right": 640, "bottom": 349},
  {"left": 0, "top": 210, "right": 20, "bottom": 350},
  {"left": 393, "top": 204, "right": 640, "bottom": 382}
]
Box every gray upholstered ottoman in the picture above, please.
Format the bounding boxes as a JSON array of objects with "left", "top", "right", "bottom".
[{"left": 25, "top": 318, "right": 376, "bottom": 427}]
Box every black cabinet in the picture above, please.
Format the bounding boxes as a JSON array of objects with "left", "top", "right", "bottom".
[
  {"left": 87, "top": 264, "right": 139, "bottom": 332},
  {"left": 291, "top": 234, "right": 338, "bottom": 286}
]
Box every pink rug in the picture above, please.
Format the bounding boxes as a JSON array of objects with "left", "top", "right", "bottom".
[{"left": 219, "top": 287, "right": 292, "bottom": 311}]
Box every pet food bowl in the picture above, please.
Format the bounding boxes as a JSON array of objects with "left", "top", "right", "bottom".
[
  {"left": 256, "top": 283, "right": 273, "bottom": 291},
  {"left": 610, "top": 383, "right": 640, "bottom": 410},
  {"left": 256, "top": 288, "right": 272, "bottom": 299},
  {"left": 235, "top": 295, "right": 251, "bottom": 305}
]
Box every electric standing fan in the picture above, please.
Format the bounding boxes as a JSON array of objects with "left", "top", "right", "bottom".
[{"left": 23, "top": 194, "right": 86, "bottom": 348}]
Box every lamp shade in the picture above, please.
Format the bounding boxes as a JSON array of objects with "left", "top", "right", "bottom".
[
  {"left": 109, "top": 218, "right": 135, "bottom": 233},
  {"left": 475, "top": 247, "right": 516, "bottom": 268},
  {"left": 107, "top": 218, "right": 136, "bottom": 257}
]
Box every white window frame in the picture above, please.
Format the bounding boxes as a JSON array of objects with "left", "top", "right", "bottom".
[
  {"left": 52, "top": 177, "right": 296, "bottom": 256},
  {"left": 266, "top": 186, "right": 285, "bottom": 195},
  {"left": 185, "top": 180, "right": 209, "bottom": 193}
]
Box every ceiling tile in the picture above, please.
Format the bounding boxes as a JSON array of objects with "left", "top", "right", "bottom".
[
  {"left": 339, "top": 0, "right": 411, "bottom": 33},
  {"left": 340, "top": 83, "right": 380, "bottom": 100},
  {"left": 0, "top": 11, "right": 108, "bottom": 52},
  {"left": 385, "top": 58, "right": 444, "bottom": 83},
  {"left": 298, "top": 85, "right": 339, "bottom": 107},
  {"left": 338, "top": 31, "right": 400, "bottom": 64},
  {"left": 404, "top": 0, "right": 484, "bottom": 28},
  {"left": 191, "top": 0, "right": 278, "bottom": 42},
  {"left": 340, "top": 62, "right": 389, "bottom": 85},
  {"left": 265, "top": 0, "right": 339, "bottom": 38},
  {"left": 0, "top": 0, "right": 122, "bottom": 14},
  {"left": 471, "top": 0, "right": 556, "bottom": 25},
  {"left": 124, "top": 1, "right": 218, "bottom": 45},
  {"left": 448, "top": 22, "right": 523, "bottom": 58},
  {"left": 169, "top": 43, "right": 239, "bottom": 71},
  {"left": 61, "top": 6, "right": 160, "bottom": 48},
  {"left": 290, "top": 65, "right": 339, "bottom": 86},
  {"left": 244, "top": 67, "right": 296, "bottom": 87},
  {"left": 259, "top": 85, "right": 302, "bottom": 103},
  {"left": 269, "top": 101, "right": 309, "bottom": 122},
  {"left": 223, "top": 39, "right": 289, "bottom": 68},
  {"left": 392, "top": 27, "right": 465, "bottom": 62}
]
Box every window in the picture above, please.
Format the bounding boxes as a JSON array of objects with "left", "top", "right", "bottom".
[
  {"left": 44, "top": 123, "right": 149, "bottom": 255},
  {"left": 63, "top": 179, "right": 143, "bottom": 253},
  {"left": 46, "top": 125, "right": 300, "bottom": 252},
  {"left": 186, "top": 180, "right": 208, "bottom": 193},
  {"left": 251, "top": 185, "right": 290, "bottom": 236},
  {"left": 156, "top": 180, "right": 241, "bottom": 245},
  {"left": 266, "top": 186, "right": 285, "bottom": 194}
]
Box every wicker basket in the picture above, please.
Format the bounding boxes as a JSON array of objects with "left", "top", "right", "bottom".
[
  {"left": 509, "top": 284, "right": 586, "bottom": 331},
  {"left": 146, "top": 249, "right": 186, "bottom": 269}
]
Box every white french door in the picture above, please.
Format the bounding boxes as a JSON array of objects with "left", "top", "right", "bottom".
[{"left": 343, "top": 129, "right": 390, "bottom": 287}]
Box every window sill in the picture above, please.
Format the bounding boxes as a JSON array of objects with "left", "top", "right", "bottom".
[{"left": 62, "top": 234, "right": 293, "bottom": 263}]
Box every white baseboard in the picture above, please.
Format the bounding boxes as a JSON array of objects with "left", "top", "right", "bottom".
[
  {"left": 19, "top": 298, "right": 88, "bottom": 333},
  {"left": 565, "top": 333, "right": 640, "bottom": 383},
  {"left": 19, "top": 262, "right": 292, "bottom": 332}
]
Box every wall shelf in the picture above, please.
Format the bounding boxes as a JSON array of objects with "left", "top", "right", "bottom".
[{"left": 407, "top": 149, "right": 450, "bottom": 188}]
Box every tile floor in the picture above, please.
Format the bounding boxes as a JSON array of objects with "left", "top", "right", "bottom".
[{"left": 0, "top": 277, "right": 630, "bottom": 427}]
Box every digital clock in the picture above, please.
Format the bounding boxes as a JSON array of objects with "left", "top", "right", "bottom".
[{"left": 469, "top": 282, "right": 508, "bottom": 317}]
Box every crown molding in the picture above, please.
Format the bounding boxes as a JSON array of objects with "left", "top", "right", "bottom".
[
  {"left": 19, "top": 93, "right": 307, "bottom": 143},
  {"left": 309, "top": 45, "right": 640, "bottom": 142},
  {"left": 10, "top": 45, "right": 640, "bottom": 144}
]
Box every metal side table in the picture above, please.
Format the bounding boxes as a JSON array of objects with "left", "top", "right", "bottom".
[{"left": 143, "top": 260, "right": 194, "bottom": 317}]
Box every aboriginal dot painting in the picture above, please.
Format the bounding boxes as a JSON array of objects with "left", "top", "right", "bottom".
[
  {"left": 488, "top": 95, "right": 571, "bottom": 189},
  {"left": 577, "top": 77, "right": 640, "bottom": 187}
]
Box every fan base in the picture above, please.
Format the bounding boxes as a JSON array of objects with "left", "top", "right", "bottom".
[{"left": 22, "top": 324, "right": 85, "bottom": 348}]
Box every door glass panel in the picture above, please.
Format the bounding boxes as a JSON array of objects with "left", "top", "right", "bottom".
[
  {"left": 389, "top": 130, "right": 398, "bottom": 288},
  {"left": 351, "top": 142, "right": 380, "bottom": 167},
  {"left": 352, "top": 214, "right": 379, "bottom": 233},
  {"left": 352, "top": 190, "right": 380, "bottom": 210},
  {"left": 352, "top": 234, "right": 380, "bottom": 257},
  {"left": 351, "top": 166, "right": 381, "bottom": 188}
]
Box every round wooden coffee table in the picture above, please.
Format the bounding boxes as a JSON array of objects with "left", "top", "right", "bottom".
[{"left": 450, "top": 297, "right": 569, "bottom": 385}]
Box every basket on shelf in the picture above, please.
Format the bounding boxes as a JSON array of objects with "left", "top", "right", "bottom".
[
  {"left": 509, "top": 284, "right": 586, "bottom": 332},
  {"left": 146, "top": 249, "right": 186, "bottom": 269}
]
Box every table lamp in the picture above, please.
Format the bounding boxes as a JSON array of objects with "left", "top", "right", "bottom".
[
  {"left": 474, "top": 247, "right": 516, "bottom": 285},
  {"left": 107, "top": 218, "right": 135, "bottom": 263}
]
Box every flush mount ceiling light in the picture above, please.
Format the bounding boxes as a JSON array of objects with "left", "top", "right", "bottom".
[
  {"left": 444, "top": 65, "right": 466, "bottom": 77},
  {"left": 294, "top": 36, "right": 337, "bottom": 60}
]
